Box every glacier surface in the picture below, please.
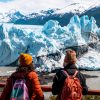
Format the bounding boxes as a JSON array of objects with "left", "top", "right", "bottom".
[{"left": 0, "top": 15, "right": 100, "bottom": 71}]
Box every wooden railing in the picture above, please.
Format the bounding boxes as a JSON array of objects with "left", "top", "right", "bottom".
[
  {"left": 41, "top": 85, "right": 100, "bottom": 95},
  {"left": 0, "top": 83, "right": 100, "bottom": 95}
]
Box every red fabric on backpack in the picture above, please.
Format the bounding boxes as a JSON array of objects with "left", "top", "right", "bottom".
[{"left": 60, "top": 70, "right": 82, "bottom": 100}]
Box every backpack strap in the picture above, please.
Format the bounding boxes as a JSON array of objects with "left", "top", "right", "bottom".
[
  {"left": 62, "top": 70, "right": 78, "bottom": 78},
  {"left": 11, "top": 74, "right": 27, "bottom": 86},
  {"left": 73, "top": 70, "right": 78, "bottom": 77},
  {"left": 62, "top": 70, "right": 69, "bottom": 77}
]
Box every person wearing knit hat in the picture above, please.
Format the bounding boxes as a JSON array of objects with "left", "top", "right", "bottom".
[
  {"left": 19, "top": 53, "right": 33, "bottom": 66},
  {"left": 1, "top": 53, "right": 44, "bottom": 100},
  {"left": 52, "top": 49, "right": 88, "bottom": 99},
  {"left": 63, "top": 49, "right": 77, "bottom": 67}
]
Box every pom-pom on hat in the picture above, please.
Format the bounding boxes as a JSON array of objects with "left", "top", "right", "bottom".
[
  {"left": 19, "top": 53, "right": 33, "bottom": 66},
  {"left": 63, "top": 49, "right": 77, "bottom": 66}
]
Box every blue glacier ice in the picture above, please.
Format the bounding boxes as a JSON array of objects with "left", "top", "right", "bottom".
[{"left": 0, "top": 15, "right": 100, "bottom": 71}]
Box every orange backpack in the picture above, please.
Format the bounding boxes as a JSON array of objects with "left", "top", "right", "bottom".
[{"left": 60, "top": 70, "right": 82, "bottom": 100}]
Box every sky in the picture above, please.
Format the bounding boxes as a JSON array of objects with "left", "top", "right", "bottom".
[
  {"left": 0, "top": 0, "right": 13, "bottom": 2},
  {"left": 0, "top": 0, "right": 99, "bottom": 15}
]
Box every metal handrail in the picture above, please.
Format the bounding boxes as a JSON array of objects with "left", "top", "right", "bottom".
[{"left": 0, "top": 83, "right": 100, "bottom": 95}]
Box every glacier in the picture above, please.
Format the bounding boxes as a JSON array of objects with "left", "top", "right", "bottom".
[{"left": 0, "top": 15, "right": 100, "bottom": 71}]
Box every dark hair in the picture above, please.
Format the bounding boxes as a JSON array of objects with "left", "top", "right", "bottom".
[{"left": 16, "top": 63, "right": 34, "bottom": 73}]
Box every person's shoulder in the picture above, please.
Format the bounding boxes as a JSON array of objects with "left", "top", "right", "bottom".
[
  {"left": 77, "top": 71, "right": 84, "bottom": 75},
  {"left": 10, "top": 71, "right": 17, "bottom": 78},
  {"left": 54, "top": 68, "right": 67, "bottom": 80},
  {"left": 28, "top": 71, "right": 38, "bottom": 79},
  {"left": 55, "top": 68, "right": 64, "bottom": 75},
  {"left": 77, "top": 71, "right": 85, "bottom": 78}
]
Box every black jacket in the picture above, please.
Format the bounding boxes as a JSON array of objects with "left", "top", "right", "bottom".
[{"left": 52, "top": 64, "right": 88, "bottom": 95}]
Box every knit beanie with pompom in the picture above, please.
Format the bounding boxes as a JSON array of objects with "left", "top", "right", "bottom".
[{"left": 19, "top": 53, "right": 33, "bottom": 66}]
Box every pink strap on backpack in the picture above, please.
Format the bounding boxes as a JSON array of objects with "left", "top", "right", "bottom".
[{"left": 63, "top": 70, "right": 78, "bottom": 78}]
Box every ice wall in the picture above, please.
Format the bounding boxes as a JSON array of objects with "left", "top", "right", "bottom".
[{"left": 0, "top": 15, "right": 100, "bottom": 71}]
